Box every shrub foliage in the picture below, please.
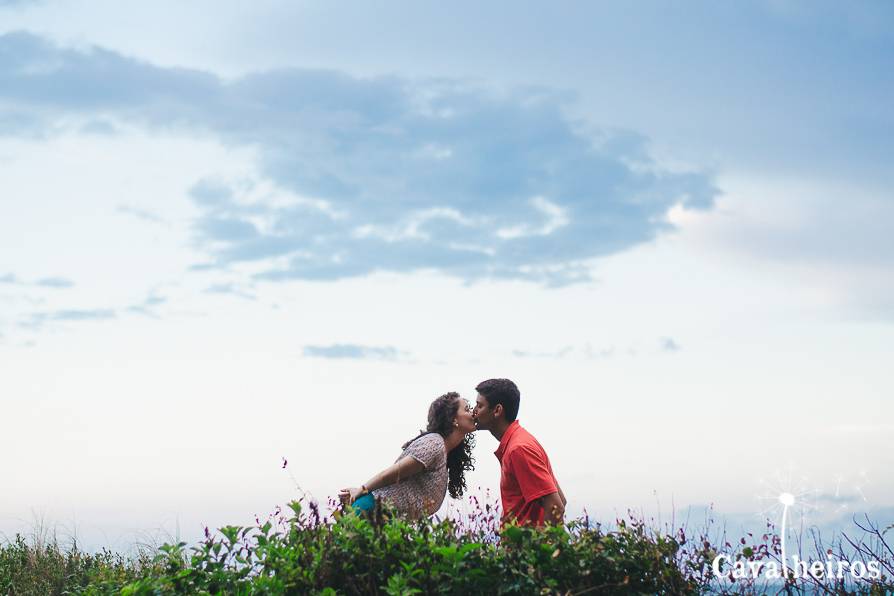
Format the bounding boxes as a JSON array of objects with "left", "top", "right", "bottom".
[
  {"left": 1, "top": 500, "right": 704, "bottom": 595},
  {"left": 2, "top": 499, "right": 892, "bottom": 594},
  {"left": 121, "top": 501, "right": 703, "bottom": 595}
]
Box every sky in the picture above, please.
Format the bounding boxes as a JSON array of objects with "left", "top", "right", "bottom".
[{"left": 1, "top": 1, "right": 892, "bottom": 552}]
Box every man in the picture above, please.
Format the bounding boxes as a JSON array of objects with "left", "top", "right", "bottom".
[{"left": 473, "top": 378, "right": 566, "bottom": 526}]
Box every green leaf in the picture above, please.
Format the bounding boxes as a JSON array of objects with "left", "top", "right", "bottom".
[{"left": 502, "top": 526, "right": 524, "bottom": 543}]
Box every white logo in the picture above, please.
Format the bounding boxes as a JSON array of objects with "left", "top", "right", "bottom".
[{"left": 711, "top": 476, "right": 882, "bottom": 583}]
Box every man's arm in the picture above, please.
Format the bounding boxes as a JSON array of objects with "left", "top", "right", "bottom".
[
  {"left": 557, "top": 483, "right": 567, "bottom": 506},
  {"left": 509, "top": 445, "right": 565, "bottom": 524},
  {"left": 540, "top": 491, "right": 565, "bottom": 525}
]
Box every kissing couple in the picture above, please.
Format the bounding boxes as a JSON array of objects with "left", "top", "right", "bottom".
[{"left": 338, "top": 378, "right": 566, "bottom": 527}]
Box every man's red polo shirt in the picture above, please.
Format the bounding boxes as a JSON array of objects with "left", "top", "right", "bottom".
[{"left": 494, "top": 420, "right": 559, "bottom": 526}]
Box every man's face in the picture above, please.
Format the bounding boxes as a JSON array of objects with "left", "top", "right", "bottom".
[{"left": 473, "top": 393, "right": 494, "bottom": 431}]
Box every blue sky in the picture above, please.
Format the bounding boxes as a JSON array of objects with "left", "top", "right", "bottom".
[{"left": 0, "top": 1, "right": 892, "bottom": 550}]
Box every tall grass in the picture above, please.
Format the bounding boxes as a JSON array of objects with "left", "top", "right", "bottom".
[{"left": 0, "top": 532, "right": 157, "bottom": 595}]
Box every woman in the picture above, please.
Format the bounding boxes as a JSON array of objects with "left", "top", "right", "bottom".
[{"left": 338, "top": 391, "right": 477, "bottom": 519}]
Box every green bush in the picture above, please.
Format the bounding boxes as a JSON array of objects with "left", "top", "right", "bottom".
[
  {"left": 4, "top": 500, "right": 891, "bottom": 594},
  {"left": 116, "top": 501, "right": 702, "bottom": 595}
]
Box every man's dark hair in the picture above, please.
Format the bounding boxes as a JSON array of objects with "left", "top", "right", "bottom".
[{"left": 475, "top": 378, "right": 520, "bottom": 422}]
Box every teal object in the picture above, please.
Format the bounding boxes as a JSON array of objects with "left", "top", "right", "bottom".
[{"left": 352, "top": 492, "right": 376, "bottom": 513}]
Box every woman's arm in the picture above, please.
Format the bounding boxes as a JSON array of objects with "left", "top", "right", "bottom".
[
  {"left": 364, "top": 455, "right": 426, "bottom": 491},
  {"left": 339, "top": 455, "right": 426, "bottom": 505}
]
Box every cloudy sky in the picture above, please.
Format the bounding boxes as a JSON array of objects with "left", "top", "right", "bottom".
[{"left": 1, "top": 1, "right": 892, "bottom": 550}]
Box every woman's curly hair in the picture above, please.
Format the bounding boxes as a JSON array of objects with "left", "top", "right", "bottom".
[{"left": 403, "top": 391, "right": 475, "bottom": 499}]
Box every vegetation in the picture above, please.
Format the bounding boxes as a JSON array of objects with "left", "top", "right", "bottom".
[
  {"left": 1, "top": 497, "right": 892, "bottom": 594},
  {"left": 0, "top": 533, "right": 156, "bottom": 595}
]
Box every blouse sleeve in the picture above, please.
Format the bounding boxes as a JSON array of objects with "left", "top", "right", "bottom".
[{"left": 404, "top": 434, "right": 445, "bottom": 470}]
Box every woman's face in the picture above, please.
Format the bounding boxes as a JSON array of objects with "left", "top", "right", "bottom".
[{"left": 453, "top": 398, "right": 477, "bottom": 434}]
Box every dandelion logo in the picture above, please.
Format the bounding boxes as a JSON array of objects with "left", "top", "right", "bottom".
[
  {"left": 778, "top": 491, "right": 795, "bottom": 576},
  {"left": 829, "top": 472, "right": 871, "bottom": 516},
  {"left": 756, "top": 469, "right": 820, "bottom": 577}
]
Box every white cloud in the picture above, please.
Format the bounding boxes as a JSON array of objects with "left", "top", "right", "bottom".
[
  {"left": 671, "top": 172, "right": 894, "bottom": 320},
  {"left": 496, "top": 196, "right": 569, "bottom": 239}
]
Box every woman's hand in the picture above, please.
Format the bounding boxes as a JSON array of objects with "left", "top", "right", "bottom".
[{"left": 338, "top": 486, "right": 364, "bottom": 506}]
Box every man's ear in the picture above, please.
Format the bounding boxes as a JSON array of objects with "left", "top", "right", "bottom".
[{"left": 493, "top": 403, "right": 504, "bottom": 419}]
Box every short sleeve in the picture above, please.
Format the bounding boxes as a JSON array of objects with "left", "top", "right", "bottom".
[
  {"left": 508, "top": 445, "right": 557, "bottom": 502},
  {"left": 405, "top": 434, "right": 444, "bottom": 470}
]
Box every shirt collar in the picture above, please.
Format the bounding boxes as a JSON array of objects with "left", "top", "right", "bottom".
[{"left": 494, "top": 420, "right": 521, "bottom": 462}]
